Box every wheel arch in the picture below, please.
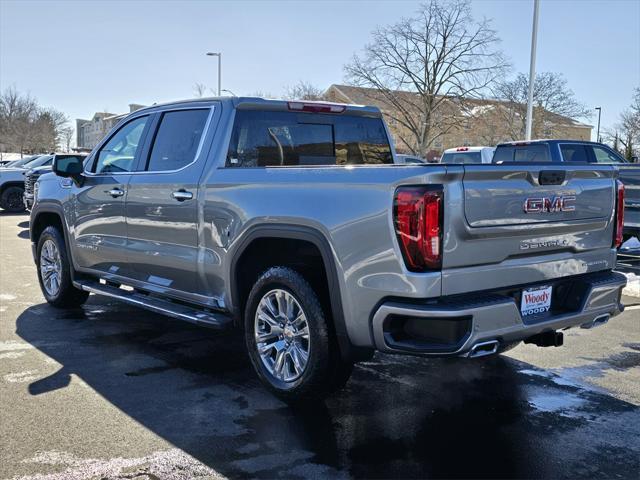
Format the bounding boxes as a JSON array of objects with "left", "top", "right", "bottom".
[
  {"left": 229, "top": 224, "right": 360, "bottom": 361},
  {"left": 30, "top": 205, "right": 76, "bottom": 278},
  {"left": 0, "top": 181, "right": 25, "bottom": 195}
]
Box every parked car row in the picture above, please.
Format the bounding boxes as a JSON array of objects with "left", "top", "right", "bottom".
[{"left": 0, "top": 153, "right": 86, "bottom": 212}]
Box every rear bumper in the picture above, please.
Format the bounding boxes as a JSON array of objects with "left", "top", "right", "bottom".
[{"left": 371, "top": 271, "right": 626, "bottom": 357}]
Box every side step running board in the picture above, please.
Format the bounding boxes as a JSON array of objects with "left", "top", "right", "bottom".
[{"left": 73, "top": 280, "right": 233, "bottom": 330}]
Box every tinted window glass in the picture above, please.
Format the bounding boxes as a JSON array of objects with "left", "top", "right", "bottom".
[
  {"left": 226, "top": 110, "right": 392, "bottom": 167},
  {"left": 95, "top": 116, "right": 148, "bottom": 173},
  {"left": 493, "top": 144, "right": 551, "bottom": 162},
  {"left": 560, "top": 144, "right": 590, "bottom": 163},
  {"left": 591, "top": 145, "right": 625, "bottom": 164},
  {"left": 147, "top": 109, "right": 210, "bottom": 171},
  {"left": 442, "top": 152, "right": 482, "bottom": 164}
]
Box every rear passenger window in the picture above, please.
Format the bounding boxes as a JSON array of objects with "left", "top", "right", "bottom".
[
  {"left": 226, "top": 110, "right": 392, "bottom": 167},
  {"left": 560, "top": 144, "right": 590, "bottom": 163},
  {"left": 146, "top": 109, "right": 210, "bottom": 171}
]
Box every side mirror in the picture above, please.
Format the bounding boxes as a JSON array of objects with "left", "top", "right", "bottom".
[{"left": 53, "top": 155, "right": 84, "bottom": 185}]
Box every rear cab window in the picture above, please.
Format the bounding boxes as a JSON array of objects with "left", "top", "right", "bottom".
[
  {"left": 442, "top": 152, "right": 482, "bottom": 164},
  {"left": 226, "top": 110, "right": 392, "bottom": 167},
  {"left": 493, "top": 144, "right": 551, "bottom": 163}
]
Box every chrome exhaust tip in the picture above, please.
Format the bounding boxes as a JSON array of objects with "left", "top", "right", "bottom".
[
  {"left": 581, "top": 314, "right": 610, "bottom": 329},
  {"left": 468, "top": 340, "right": 499, "bottom": 358}
]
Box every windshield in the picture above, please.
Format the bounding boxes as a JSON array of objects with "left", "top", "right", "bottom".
[
  {"left": 24, "top": 155, "right": 53, "bottom": 168},
  {"left": 2, "top": 155, "right": 40, "bottom": 168}
]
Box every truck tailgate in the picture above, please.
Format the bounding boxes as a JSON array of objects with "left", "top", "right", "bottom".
[
  {"left": 463, "top": 165, "right": 612, "bottom": 226},
  {"left": 441, "top": 164, "right": 618, "bottom": 295}
]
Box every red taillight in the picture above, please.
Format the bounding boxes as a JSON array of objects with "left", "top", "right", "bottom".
[
  {"left": 615, "top": 179, "right": 625, "bottom": 248},
  {"left": 456, "top": 147, "right": 469, "bottom": 151},
  {"left": 393, "top": 187, "right": 443, "bottom": 271},
  {"left": 287, "top": 101, "right": 346, "bottom": 114}
]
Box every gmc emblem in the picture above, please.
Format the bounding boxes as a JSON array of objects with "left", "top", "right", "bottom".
[{"left": 523, "top": 196, "right": 576, "bottom": 213}]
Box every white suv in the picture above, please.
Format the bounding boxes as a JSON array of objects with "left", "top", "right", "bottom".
[{"left": 441, "top": 146, "right": 495, "bottom": 164}]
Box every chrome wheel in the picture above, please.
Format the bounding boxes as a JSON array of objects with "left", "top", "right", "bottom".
[
  {"left": 254, "top": 289, "right": 310, "bottom": 383},
  {"left": 40, "top": 239, "right": 62, "bottom": 296}
]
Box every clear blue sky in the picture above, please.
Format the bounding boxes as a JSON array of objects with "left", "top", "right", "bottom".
[{"left": 1, "top": 0, "right": 638, "bottom": 137}]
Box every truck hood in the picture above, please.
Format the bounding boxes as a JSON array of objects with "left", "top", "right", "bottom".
[{"left": 0, "top": 168, "right": 27, "bottom": 181}]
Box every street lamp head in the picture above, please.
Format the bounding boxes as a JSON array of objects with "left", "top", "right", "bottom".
[{"left": 206, "top": 52, "right": 220, "bottom": 57}]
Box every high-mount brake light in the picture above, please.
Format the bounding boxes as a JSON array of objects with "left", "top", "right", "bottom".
[
  {"left": 456, "top": 147, "right": 469, "bottom": 152},
  {"left": 615, "top": 179, "right": 625, "bottom": 248},
  {"left": 393, "top": 187, "right": 443, "bottom": 271},
  {"left": 287, "top": 102, "right": 346, "bottom": 114}
]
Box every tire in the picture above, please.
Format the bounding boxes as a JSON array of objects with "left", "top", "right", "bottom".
[
  {"left": 0, "top": 186, "right": 25, "bottom": 213},
  {"left": 36, "top": 225, "right": 89, "bottom": 308},
  {"left": 244, "top": 266, "right": 353, "bottom": 401}
]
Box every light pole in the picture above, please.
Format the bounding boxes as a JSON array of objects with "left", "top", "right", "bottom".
[
  {"left": 595, "top": 107, "right": 602, "bottom": 142},
  {"left": 206, "top": 52, "right": 221, "bottom": 97},
  {"left": 525, "top": 0, "right": 540, "bottom": 140}
]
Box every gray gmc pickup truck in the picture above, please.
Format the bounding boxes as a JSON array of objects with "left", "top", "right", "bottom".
[{"left": 30, "top": 97, "right": 627, "bottom": 400}]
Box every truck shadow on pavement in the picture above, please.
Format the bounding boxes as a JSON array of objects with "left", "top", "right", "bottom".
[{"left": 15, "top": 297, "right": 640, "bottom": 479}]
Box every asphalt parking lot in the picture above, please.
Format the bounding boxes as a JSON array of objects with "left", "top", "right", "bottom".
[{"left": 1, "top": 213, "right": 639, "bottom": 480}]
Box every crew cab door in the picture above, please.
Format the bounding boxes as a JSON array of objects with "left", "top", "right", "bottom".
[
  {"left": 125, "top": 107, "right": 214, "bottom": 300},
  {"left": 71, "top": 114, "right": 151, "bottom": 277}
]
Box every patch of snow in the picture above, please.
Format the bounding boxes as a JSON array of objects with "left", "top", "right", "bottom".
[
  {"left": 0, "top": 341, "right": 33, "bottom": 352},
  {"left": 461, "top": 105, "right": 495, "bottom": 117},
  {"left": 4, "top": 370, "right": 39, "bottom": 383},
  {"left": 620, "top": 236, "right": 640, "bottom": 250},
  {"left": 519, "top": 368, "right": 579, "bottom": 388},
  {"left": 16, "top": 448, "right": 222, "bottom": 480},
  {"left": 527, "top": 390, "right": 586, "bottom": 416},
  {"left": 0, "top": 351, "right": 26, "bottom": 360},
  {"left": 622, "top": 272, "right": 640, "bottom": 297}
]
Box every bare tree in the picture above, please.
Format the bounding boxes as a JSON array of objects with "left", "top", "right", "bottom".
[
  {"left": 193, "top": 83, "right": 211, "bottom": 98},
  {"left": 494, "top": 72, "right": 591, "bottom": 140},
  {"left": 344, "top": 0, "right": 508, "bottom": 156},
  {"left": 249, "top": 90, "right": 278, "bottom": 99},
  {"left": 615, "top": 87, "right": 640, "bottom": 159},
  {"left": 283, "top": 81, "right": 325, "bottom": 101},
  {"left": 0, "top": 87, "right": 70, "bottom": 153},
  {"left": 61, "top": 126, "right": 74, "bottom": 152}
]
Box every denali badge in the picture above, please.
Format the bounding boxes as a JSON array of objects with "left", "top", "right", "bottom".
[
  {"left": 520, "top": 239, "right": 569, "bottom": 250},
  {"left": 523, "top": 196, "right": 576, "bottom": 213}
]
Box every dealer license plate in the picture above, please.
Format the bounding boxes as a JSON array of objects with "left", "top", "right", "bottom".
[{"left": 521, "top": 285, "right": 552, "bottom": 316}]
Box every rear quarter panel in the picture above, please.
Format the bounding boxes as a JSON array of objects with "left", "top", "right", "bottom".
[{"left": 200, "top": 164, "right": 451, "bottom": 347}]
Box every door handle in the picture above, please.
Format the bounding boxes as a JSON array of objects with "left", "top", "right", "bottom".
[
  {"left": 171, "top": 190, "right": 193, "bottom": 201},
  {"left": 106, "top": 188, "right": 125, "bottom": 198}
]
